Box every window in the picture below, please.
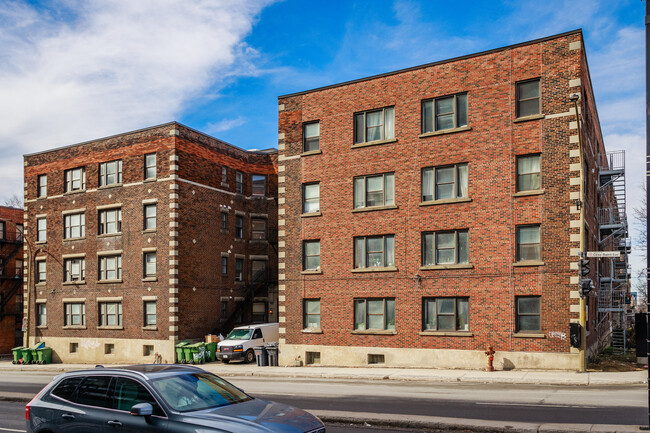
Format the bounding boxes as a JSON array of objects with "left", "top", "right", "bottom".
[
  {"left": 98, "top": 208, "right": 121, "bottom": 235},
  {"left": 251, "top": 218, "right": 266, "bottom": 240},
  {"left": 235, "top": 216, "right": 243, "bottom": 239},
  {"left": 422, "top": 93, "right": 468, "bottom": 133},
  {"left": 423, "top": 298, "right": 469, "bottom": 331},
  {"left": 65, "top": 302, "right": 85, "bottom": 326},
  {"left": 15, "top": 259, "right": 23, "bottom": 278},
  {"left": 36, "top": 260, "right": 46, "bottom": 283},
  {"left": 303, "top": 183, "right": 320, "bottom": 213},
  {"left": 75, "top": 376, "right": 111, "bottom": 408},
  {"left": 221, "top": 300, "right": 228, "bottom": 317},
  {"left": 144, "top": 204, "right": 157, "bottom": 230},
  {"left": 303, "top": 122, "right": 320, "bottom": 152},
  {"left": 143, "top": 252, "right": 156, "bottom": 278},
  {"left": 421, "top": 164, "right": 468, "bottom": 202},
  {"left": 65, "top": 167, "right": 86, "bottom": 192},
  {"left": 304, "top": 299, "right": 321, "bottom": 330},
  {"left": 16, "top": 224, "right": 23, "bottom": 241},
  {"left": 422, "top": 230, "right": 469, "bottom": 266},
  {"left": 145, "top": 153, "right": 156, "bottom": 179},
  {"left": 354, "top": 298, "right": 395, "bottom": 330},
  {"left": 37, "top": 303, "right": 46, "bottom": 326},
  {"left": 235, "top": 258, "right": 244, "bottom": 281},
  {"left": 303, "top": 240, "right": 321, "bottom": 271},
  {"left": 113, "top": 377, "right": 163, "bottom": 416},
  {"left": 0, "top": 222, "right": 4, "bottom": 239},
  {"left": 354, "top": 107, "right": 395, "bottom": 144},
  {"left": 221, "top": 212, "right": 228, "bottom": 230},
  {"left": 64, "top": 213, "right": 85, "bottom": 239},
  {"left": 99, "top": 255, "right": 122, "bottom": 281},
  {"left": 99, "top": 302, "right": 122, "bottom": 327},
  {"left": 144, "top": 301, "right": 156, "bottom": 327},
  {"left": 0, "top": 258, "right": 3, "bottom": 276},
  {"left": 251, "top": 260, "right": 267, "bottom": 282},
  {"left": 353, "top": 173, "right": 395, "bottom": 209},
  {"left": 236, "top": 171, "right": 244, "bottom": 194},
  {"left": 69, "top": 342, "right": 78, "bottom": 353},
  {"left": 51, "top": 377, "right": 83, "bottom": 401},
  {"left": 354, "top": 235, "right": 395, "bottom": 269},
  {"left": 516, "top": 79, "right": 540, "bottom": 117},
  {"left": 221, "top": 166, "right": 228, "bottom": 184},
  {"left": 36, "top": 218, "right": 46, "bottom": 242},
  {"left": 252, "top": 175, "right": 266, "bottom": 196},
  {"left": 64, "top": 258, "right": 85, "bottom": 282},
  {"left": 516, "top": 296, "right": 541, "bottom": 332},
  {"left": 99, "top": 160, "right": 122, "bottom": 186},
  {"left": 516, "top": 154, "right": 541, "bottom": 191},
  {"left": 221, "top": 257, "right": 228, "bottom": 275},
  {"left": 516, "top": 225, "right": 541, "bottom": 261},
  {"left": 38, "top": 175, "right": 47, "bottom": 197}
]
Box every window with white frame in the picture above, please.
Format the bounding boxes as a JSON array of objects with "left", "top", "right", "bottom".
[
  {"left": 516, "top": 79, "right": 541, "bottom": 118},
  {"left": 235, "top": 216, "right": 243, "bottom": 239},
  {"left": 251, "top": 218, "right": 266, "bottom": 240},
  {"left": 64, "top": 258, "right": 85, "bottom": 282},
  {"left": 422, "top": 230, "right": 469, "bottom": 266},
  {"left": 99, "top": 302, "right": 122, "bottom": 327},
  {"left": 354, "top": 235, "right": 395, "bottom": 269},
  {"left": 303, "top": 240, "right": 320, "bottom": 271},
  {"left": 37, "top": 303, "right": 46, "bottom": 327},
  {"left": 15, "top": 259, "right": 23, "bottom": 278},
  {"left": 65, "top": 167, "right": 85, "bottom": 192},
  {"left": 64, "top": 213, "right": 85, "bottom": 239},
  {"left": 99, "top": 160, "right": 122, "bottom": 186},
  {"left": 221, "top": 212, "right": 228, "bottom": 230},
  {"left": 144, "top": 301, "right": 156, "bottom": 327},
  {"left": 354, "top": 298, "right": 395, "bottom": 330},
  {"left": 303, "top": 122, "right": 320, "bottom": 152},
  {"left": 354, "top": 173, "right": 395, "bottom": 209},
  {"left": 422, "top": 93, "right": 468, "bottom": 133},
  {"left": 302, "top": 183, "right": 320, "bottom": 213},
  {"left": 36, "top": 218, "right": 46, "bottom": 242},
  {"left": 252, "top": 175, "right": 266, "bottom": 196},
  {"left": 423, "top": 297, "right": 469, "bottom": 331},
  {"left": 236, "top": 171, "right": 244, "bottom": 194},
  {"left": 143, "top": 252, "right": 156, "bottom": 278},
  {"left": 144, "top": 204, "right": 156, "bottom": 230},
  {"left": 303, "top": 299, "right": 321, "bottom": 330},
  {"left": 98, "top": 208, "right": 121, "bottom": 235},
  {"left": 99, "top": 255, "right": 122, "bottom": 281},
  {"left": 36, "top": 260, "right": 46, "bottom": 283},
  {"left": 421, "top": 163, "right": 468, "bottom": 202},
  {"left": 516, "top": 296, "right": 540, "bottom": 332},
  {"left": 0, "top": 221, "right": 4, "bottom": 239},
  {"left": 38, "top": 175, "right": 47, "bottom": 198},
  {"left": 221, "top": 166, "right": 228, "bottom": 184},
  {"left": 235, "top": 258, "right": 244, "bottom": 281},
  {"left": 516, "top": 225, "right": 541, "bottom": 261},
  {"left": 145, "top": 153, "right": 156, "bottom": 180},
  {"left": 516, "top": 154, "right": 541, "bottom": 192},
  {"left": 65, "top": 302, "right": 85, "bottom": 326},
  {"left": 354, "top": 107, "right": 395, "bottom": 144}
]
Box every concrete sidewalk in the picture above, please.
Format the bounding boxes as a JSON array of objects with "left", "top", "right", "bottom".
[{"left": 0, "top": 360, "right": 646, "bottom": 385}]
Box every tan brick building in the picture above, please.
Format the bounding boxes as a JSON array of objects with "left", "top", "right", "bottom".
[
  {"left": 276, "top": 30, "right": 629, "bottom": 370},
  {"left": 23, "top": 122, "right": 278, "bottom": 363}
]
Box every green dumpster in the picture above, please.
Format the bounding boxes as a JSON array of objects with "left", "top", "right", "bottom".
[
  {"left": 205, "top": 342, "right": 217, "bottom": 362},
  {"left": 20, "top": 348, "right": 33, "bottom": 364},
  {"left": 29, "top": 342, "right": 44, "bottom": 364},
  {"left": 175, "top": 341, "right": 190, "bottom": 363},
  {"left": 188, "top": 343, "right": 206, "bottom": 364},
  {"left": 37, "top": 347, "right": 52, "bottom": 365},
  {"left": 182, "top": 345, "right": 193, "bottom": 364},
  {"left": 11, "top": 346, "right": 24, "bottom": 364}
]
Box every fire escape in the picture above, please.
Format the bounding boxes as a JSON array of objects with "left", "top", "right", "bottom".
[
  {"left": 596, "top": 150, "right": 630, "bottom": 353},
  {"left": 0, "top": 230, "right": 24, "bottom": 334}
]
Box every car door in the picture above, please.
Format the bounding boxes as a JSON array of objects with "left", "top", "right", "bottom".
[
  {"left": 105, "top": 377, "right": 168, "bottom": 433},
  {"left": 55, "top": 375, "right": 113, "bottom": 433}
]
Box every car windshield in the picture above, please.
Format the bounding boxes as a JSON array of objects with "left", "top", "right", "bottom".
[
  {"left": 151, "top": 373, "right": 251, "bottom": 412},
  {"left": 225, "top": 329, "right": 252, "bottom": 340}
]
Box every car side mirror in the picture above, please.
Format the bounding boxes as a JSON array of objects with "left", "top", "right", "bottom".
[{"left": 130, "top": 402, "right": 153, "bottom": 417}]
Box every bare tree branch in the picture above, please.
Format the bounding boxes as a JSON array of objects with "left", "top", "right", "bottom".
[{"left": 2, "top": 193, "right": 23, "bottom": 209}]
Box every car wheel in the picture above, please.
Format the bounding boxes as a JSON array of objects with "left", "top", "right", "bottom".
[
  {"left": 222, "top": 359, "right": 230, "bottom": 364},
  {"left": 245, "top": 349, "right": 255, "bottom": 364}
]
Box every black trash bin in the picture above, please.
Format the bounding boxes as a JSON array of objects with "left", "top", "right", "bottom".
[
  {"left": 254, "top": 346, "right": 268, "bottom": 366},
  {"left": 265, "top": 342, "right": 278, "bottom": 367}
]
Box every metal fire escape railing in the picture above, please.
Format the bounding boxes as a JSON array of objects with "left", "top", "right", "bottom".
[
  {"left": 0, "top": 231, "right": 24, "bottom": 320},
  {"left": 596, "top": 150, "right": 630, "bottom": 353}
]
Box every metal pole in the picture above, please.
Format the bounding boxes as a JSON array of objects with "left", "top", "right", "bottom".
[{"left": 645, "top": 0, "right": 650, "bottom": 428}]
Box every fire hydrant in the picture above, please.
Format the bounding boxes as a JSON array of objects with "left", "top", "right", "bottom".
[{"left": 484, "top": 346, "right": 495, "bottom": 372}]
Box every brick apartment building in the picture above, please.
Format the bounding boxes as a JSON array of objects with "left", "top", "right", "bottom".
[
  {"left": 23, "top": 122, "right": 278, "bottom": 363},
  {"left": 0, "top": 206, "right": 24, "bottom": 353},
  {"left": 276, "top": 30, "right": 629, "bottom": 370}
]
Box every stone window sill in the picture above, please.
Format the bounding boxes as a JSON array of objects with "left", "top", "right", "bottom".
[
  {"left": 418, "top": 126, "right": 471, "bottom": 138},
  {"left": 63, "top": 326, "right": 87, "bottom": 330},
  {"left": 513, "top": 260, "right": 545, "bottom": 267},
  {"left": 143, "top": 228, "right": 157, "bottom": 233},
  {"left": 235, "top": 281, "right": 245, "bottom": 285},
  {"left": 513, "top": 189, "right": 545, "bottom": 197},
  {"left": 351, "top": 138, "right": 397, "bottom": 149},
  {"left": 250, "top": 239, "right": 268, "bottom": 244},
  {"left": 221, "top": 182, "right": 229, "bottom": 188},
  {"left": 37, "top": 325, "right": 48, "bottom": 329},
  {"left": 35, "top": 241, "right": 47, "bottom": 245},
  {"left": 98, "top": 233, "right": 122, "bottom": 239},
  {"left": 352, "top": 205, "right": 398, "bottom": 213},
  {"left": 351, "top": 266, "right": 398, "bottom": 273},
  {"left": 302, "top": 328, "right": 323, "bottom": 334},
  {"left": 419, "top": 264, "right": 473, "bottom": 270},
  {"left": 301, "top": 211, "right": 322, "bottom": 218},
  {"left": 142, "top": 277, "right": 157, "bottom": 282},
  {"left": 512, "top": 332, "right": 545, "bottom": 338},
  {"left": 420, "top": 331, "right": 473, "bottom": 337},
  {"left": 63, "top": 190, "right": 86, "bottom": 196},
  {"left": 62, "top": 281, "right": 86, "bottom": 286},
  {"left": 98, "top": 326, "right": 124, "bottom": 330},
  {"left": 142, "top": 326, "right": 158, "bottom": 331},
  {"left": 301, "top": 149, "right": 322, "bottom": 157},
  {"left": 301, "top": 269, "right": 323, "bottom": 275},
  {"left": 143, "top": 178, "right": 157, "bottom": 183},
  {"left": 98, "top": 183, "right": 123, "bottom": 190},
  {"left": 420, "top": 197, "right": 471, "bottom": 206},
  {"left": 351, "top": 330, "right": 396, "bottom": 335},
  {"left": 513, "top": 114, "right": 544, "bottom": 123},
  {"left": 35, "top": 282, "right": 46, "bottom": 287},
  {"left": 220, "top": 229, "right": 229, "bottom": 234},
  {"left": 98, "top": 279, "right": 122, "bottom": 284},
  {"left": 63, "top": 237, "right": 86, "bottom": 242},
  {"left": 235, "top": 238, "right": 244, "bottom": 242}
]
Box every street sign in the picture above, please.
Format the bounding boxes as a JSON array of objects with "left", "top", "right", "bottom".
[{"left": 586, "top": 251, "right": 621, "bottom": 258}]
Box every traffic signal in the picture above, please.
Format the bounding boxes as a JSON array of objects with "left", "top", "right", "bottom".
[
  {"left": 579, "top": 278, "right": 593, "bottom": 297},
  {"left": 579, "top": 258, "right": 590, "bottom": 277}
]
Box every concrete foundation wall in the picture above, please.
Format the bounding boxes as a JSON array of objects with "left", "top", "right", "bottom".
[{"left": 279, "top": 344, "right": 581, "bottom": 371}]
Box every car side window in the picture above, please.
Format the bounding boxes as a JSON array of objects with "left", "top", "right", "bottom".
[
  {"left": 252, "top": 329, "right": 262, "bottom": 339},
  {"left": 75, "top": 376, "right": 113, "bottom": 408},
  {"left": 113, "top": 377, "right": 164, "bottom": 417},
  {"left": 51, "top": 377, "right": 84, "bottom": 401}
]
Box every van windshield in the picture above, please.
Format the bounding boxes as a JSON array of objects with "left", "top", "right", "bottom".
[{"left": 225, "top": 329, "right": 252, "bottom": 340}]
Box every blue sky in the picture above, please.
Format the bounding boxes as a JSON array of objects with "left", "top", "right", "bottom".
[{"left": 0, "top": 0, "right": 645, "bottom": 277}]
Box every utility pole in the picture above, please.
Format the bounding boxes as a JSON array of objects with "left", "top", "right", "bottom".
[{"left": 645, "top": 0, "right": 650, "bottom": 428}]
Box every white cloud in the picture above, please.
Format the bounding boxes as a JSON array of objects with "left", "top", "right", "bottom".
[
  {"left": 205, "top": 117, "right": 247, "bottom": 134},
  {"left": 0, "top": 0, "right": 271, "bottom": 203}
]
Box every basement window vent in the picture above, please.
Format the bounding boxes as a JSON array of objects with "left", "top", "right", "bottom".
[
  {"left": 367, "top": 354, "right": 385, "bottom": 365},
  {"left": 306, "top": 351, "right": 321, "bottom": 365},
  {"left": 69, "top": 343, "right": 78, "bottom": 353},
  {"left": 104, "top": 344, "right": 114, "bottom": 355},
  {"left": 143, "top": 345, "right": 154, "bottom": 356}
]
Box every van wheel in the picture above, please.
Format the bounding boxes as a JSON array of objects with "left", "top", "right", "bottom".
[
  {"left": 245, "top": 349, "right": 255, "bottom": 364},
  {"left": 222, "top": 359, "right": 230, "bottom": 364}
]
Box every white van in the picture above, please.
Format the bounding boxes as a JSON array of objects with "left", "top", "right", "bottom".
[{"left": 216, "top": 323, "right": 279, "bottom": 363}]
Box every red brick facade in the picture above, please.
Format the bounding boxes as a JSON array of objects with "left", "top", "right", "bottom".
[
  {"left": 277, "top": 30, "right": 613, "bottom": 369},
  {"left": 0, "top": 206, "right": 24, "bottom": 353}
]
